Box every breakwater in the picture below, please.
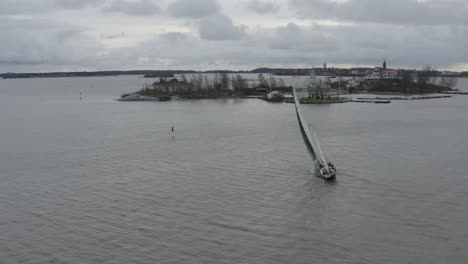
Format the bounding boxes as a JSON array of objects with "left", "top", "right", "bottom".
[
  {"left": 351, "top": 100, "right": 391, "bottom": 104},
  {"left": 440, "top": 91, "right": 468, "bottom": 95},
  {"left": 357, "top": 95, "right": 451, "bottom": 101}
]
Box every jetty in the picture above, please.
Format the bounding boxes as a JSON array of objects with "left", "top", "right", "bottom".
[
  {"left": 285, "top": 98, "right": 348, "bottom": 104},
  {"left": 350, "top": 100, "right": 391, "bottom": 104},
  {"left": 356, "top": 95, "right": 451, "bottom": 101},
  {"left": 440, "top": 91, "right": 468, "bottom": 95}
]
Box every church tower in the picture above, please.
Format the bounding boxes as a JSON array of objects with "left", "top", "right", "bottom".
[{"left": 383, "top": 60, "right": 387, "bottom": 71}]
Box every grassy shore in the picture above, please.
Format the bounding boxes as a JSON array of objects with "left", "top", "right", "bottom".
[{"left": 285, "top": 97, "right": 348, "bottom": 104}]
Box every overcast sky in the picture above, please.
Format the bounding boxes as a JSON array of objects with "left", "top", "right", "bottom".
[{"left": 1, "top": 0, "right": 467, "bottom": 72}]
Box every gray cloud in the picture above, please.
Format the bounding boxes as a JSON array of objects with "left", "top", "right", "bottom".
[
  {"left": 118, "top": 21, "right": 468, "bottom": 70},
  {"left": 169, "top": 0, "right": 220, "bottom": 18},
  {"left": 0, "top": 17, "right": 104, "bottom": 72},
  {"left": 198, "top": 15, "right": 246, "bottom": 40},
  {"left": 0, "top": 0, "right": 51, "bottom": 14},
  {"left": 268, "top": 23, "right": 303, "bottom": 50},
  {"left": 265, "top": 23, "right": 468, "bottom": 67},
  {"left": 0, "top": 59, "right": 45, "bottom": 66},
  {"left": 247, "top": 0, "right": 280, "bottom": 14},
  {"left": 0, "top": 0, "right": 105, "bottom": 15},
  {"left": 291, "top": 0, "right": 468, "bottom": 25},
  {"left": 164, "top": 32, "right": 189, "bottom": 44},
  {"left": 2, "top": 17, "right": 467, "bottom": 71},
  {"left": 54, "top": 0, "right": 105, "bottom": 9},
  {"left": 103, "top": 0, "right": 160, "bottom": 16},
  {"left": 100, "top": 32, "right": 126, "bottom": 39},
  {"left": 0, "top": 0, "right": 467, "bottom": 71}
]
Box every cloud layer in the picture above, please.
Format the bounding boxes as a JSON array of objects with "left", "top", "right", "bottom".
[
  {"left": 103, "top": 0, "right": 160, "bottom": 16},
  {"left": 169, "top": 0, "right": 220, "bottom": 18},
  {"left": 247, "top": 0, "right": 280, "bottom": 14},
  {"left": 291, "top": 0, "right": 468, "bottom": 25},
  {"left": 0, "top": 0, "right": 467, "bottom": 72}
]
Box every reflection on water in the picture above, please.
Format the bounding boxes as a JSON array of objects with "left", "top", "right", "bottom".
[{"left": 0, "top": 76, "right": 467, "bottom": 264}]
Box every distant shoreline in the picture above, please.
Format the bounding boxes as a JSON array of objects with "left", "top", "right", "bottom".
[
  {"left": 3, "top": 67, "right": 468, "bottom": 79},
  {"left": 0, "top": 70, "right": 201, "bottom": 79}
]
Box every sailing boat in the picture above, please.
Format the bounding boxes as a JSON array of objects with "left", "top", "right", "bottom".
[{"left": 292, "top": 88, "right": 336, "bottom": 180}]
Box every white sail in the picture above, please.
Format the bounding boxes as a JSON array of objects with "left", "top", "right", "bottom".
[
  {"left": 314, "top": 133, "right": 330, "bottom": 172},
  {"left": 293, "top": 87, "right": 336, "bottom": 180},
  {"left": 293, "top": 88, "right": 317, "bottom": 160}
]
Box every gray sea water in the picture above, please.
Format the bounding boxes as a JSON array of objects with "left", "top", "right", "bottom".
[{"left": 1, "top": 76, "right": 467, "bottom": 264}]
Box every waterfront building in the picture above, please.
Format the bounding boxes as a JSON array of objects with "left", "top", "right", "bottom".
[
  {"left": 295, "top": 70, "right": 333, "bottom": 99},
  {"left": 365, "top": 60, "right": 398, "bottom": 79}
]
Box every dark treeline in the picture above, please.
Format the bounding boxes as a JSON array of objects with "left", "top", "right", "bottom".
[
  {"left": 363, "top": 67, "right": 457, "bottom": 94},
  {"left": 259, "top": 68, "right": 468, "bottom": 78},
  {"left": 136, "top": 73, "right": 289, "bottom": 98},
  {"left": 1, "top": 70, "right": 199, "bottom": 79},
  {"left": 137, "top": 73, "right": 248, "bottom": 98},
  {"left": 3, "top": 67, "right": 468, "bottom": 79},
  {"left": 365, "top": 79, "right": 454, "bottom": 94},
  {"left": 1, "top": 68, "right": 297, "bottom": 79},
  {"left": 1, "top": 70, "right": 255, "bottom": 79}
]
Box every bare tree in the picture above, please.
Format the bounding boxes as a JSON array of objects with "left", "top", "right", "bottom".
[
  {"left": 418, "top": 65, "right": 432, "bottom": 87},
  {"left": 268, "top": 76, "right": 277, "bottom": 89},
  {"left": 190, "top": 74, "right": 203, "bottom": 97},
  {"left": 203, "top": 76, "right": 211, "bottom": 96},
  {"left": 237, "top": 74, "right": 246, "bottom": 91},
  {"left": 400, "top": 70, "right": 413, "bottom": 93},
  {"left": 213, "top": 74, "right": 220, "bottom": 96},
  {"left": 429, "top": 67, "right": 438, "bottom": 84},
  {"left": 231, "top": 75, "right": 237, "bottom": 95},
  {"left": 220, "top": 73, "right": 229, "bottom": 94},
  {"left": 231, "top": 74, "right": 246, "bottom": 96},
  {"left": 278, "top": 78, "right": 285, "bottom": 87},
  {"left": 181, "top": 74, "right": 187, "bottom": 83},
  {"left": 439, "top": 75, "right": 450, "bottom": 88},
  {"left": 448, "top": 77, "right": 458, "bottom": 90},
  {"left": 258, "top": 73, "right": 267, "bottom": 86}
]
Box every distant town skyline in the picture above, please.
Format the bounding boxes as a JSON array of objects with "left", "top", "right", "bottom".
[{"left": 1, "top": 0, "right": 468, "bottom": 72}]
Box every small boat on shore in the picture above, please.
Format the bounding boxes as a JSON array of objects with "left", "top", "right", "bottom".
[
  {"left": 158, "top": 96, "right": 172, "bottom": 101},
  {"left": 264, "top": 90, "right": 285, "bottom": 102},
  {"left": 117, "top": 93, "right": 157, "bottom": 101},
  {"left": 117, "top": 93, "right": 171, "bottom": 102}
]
